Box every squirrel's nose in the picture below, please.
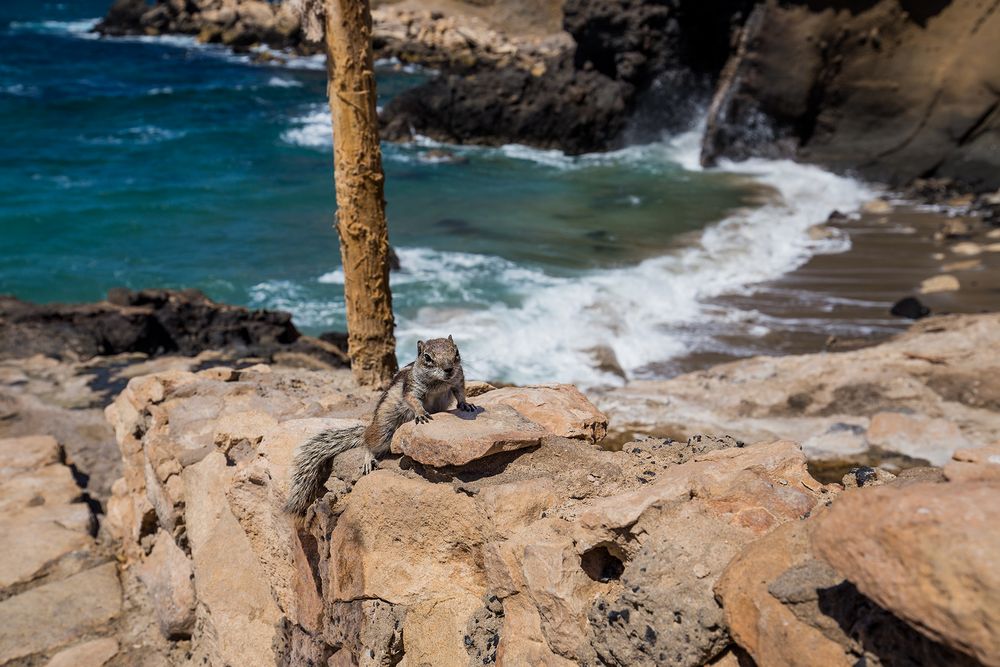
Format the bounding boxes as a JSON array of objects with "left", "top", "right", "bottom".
[{"left": 442, "top": 366, "right": 454, "bottom": 376}]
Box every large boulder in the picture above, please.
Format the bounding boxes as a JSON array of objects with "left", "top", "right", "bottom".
[
  {"left": 812, "top": 481, "right": 1000, "bottom": 666},
  {"left": 702, "top": 0, "right": 1000, "bottom": 191},
  {"left": 106, "top": 364, "right": 835, "bottom": 665},
  {"left": 391, "top": 403, "right": 547, "bottom": 467},
  {"left": 0, "top": 290, "right": 347, "bottom": 367}
]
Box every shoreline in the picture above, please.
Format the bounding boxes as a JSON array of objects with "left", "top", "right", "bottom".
[{"left": 657, "top": 197, "right": 1000, "bottom": 377}]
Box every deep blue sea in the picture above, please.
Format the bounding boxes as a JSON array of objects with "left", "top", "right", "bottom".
[{"left": 0, "top": 0, "right": 873, "bottom": 384}]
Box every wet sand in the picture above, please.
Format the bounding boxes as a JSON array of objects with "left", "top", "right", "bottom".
[{"left": 655, "top": 204, "right": 1000, "bottom": 377}]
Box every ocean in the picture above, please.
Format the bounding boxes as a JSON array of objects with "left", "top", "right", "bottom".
[{"left": 0, "top": 0, "right": 875, "bottom": 385}]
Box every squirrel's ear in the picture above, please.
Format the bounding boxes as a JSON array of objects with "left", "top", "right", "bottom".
[
  {"left": 447, "top": 334, "right": 454, "bottom": 343},
  {"left": 416, "top": 340, "right": 425, "bottom": 354}
]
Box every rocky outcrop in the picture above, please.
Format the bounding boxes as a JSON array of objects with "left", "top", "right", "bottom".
[
  {"left": 101, "top": 358, "right": 1000, "bottom": 665},
  {"left": 596, "top": 313, "right": 1000, "bottom": 472},
  {"left": 702, "top": 0, "right": 1000, "bottom": 191},
  {"left": 105, "top": 361, "right": 844, "bottom": 664},
  {"left": 381, "top": 0, "right": 753, "bottom": 152},
  {"left": 0, "top": 288, "right": 347, "bottom": 367},
  {"left": 0, "top": 433, "right": 171, "bottom": 665},
  {"left": 95, "top": 0, "right": 569, "bottom": 70}
]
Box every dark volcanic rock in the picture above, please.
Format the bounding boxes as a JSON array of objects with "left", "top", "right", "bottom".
[
  {"left": 381, "top": 56, "right": 630, "bottom": 154},
  {"left": 0, "top": 289, "right": 347, "bottom": 366},
  {"left": 96, "top": 0, "right": 149, "bottom": 36},
  {"left": 381, "top": 0, "right": 753, "bottom": 152},
  {"left": 890, "top": 296, "right": 930, "bottom": 320},
  {"left": 702, "top": 0, "right": 1000, "bottom": 191}
]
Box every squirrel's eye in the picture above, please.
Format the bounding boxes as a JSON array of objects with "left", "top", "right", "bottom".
[{"left": 423, "top": 353, "right": 433, "bottom": 364}]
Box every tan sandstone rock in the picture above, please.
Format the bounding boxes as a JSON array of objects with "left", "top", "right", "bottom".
[
  {"left": 136, "top": 529, "right": 196, "bottom": 638},
  {"left": 716, "top": 520, "right": 853, "bottom": 667},
  {"left": 944, "top": 442, "right": 1000, "bottom": 483},
  {"left": 813, "top": 482, "right": 1000, "bottom": 666},
  {"left": 477, "top": 384, "right": 608, "bottom": 442},
  {"left": 391, "top": 403, "right": 547, "bottom": 467},
  {"left": 865, "top": 411, "right": 972, "bottom": 466},
  {"left": 919, "top": 274, "right": 960, "bottom": 294},
  {"left": 0, "top": 563, "right": 122, "bottom": 664},
  {"left": 44, "top": 638, "right": 119, "bottom": 667},
  {"left": 0, "top": 434, "right": 60, "bottom": 481}
]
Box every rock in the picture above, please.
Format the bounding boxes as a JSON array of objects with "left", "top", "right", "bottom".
[
  {"left": 464, "top": 379, "right": 497, "bottom": 397},
  {"left": 93, "top": 0, "right": 147, "bottom": 36},
  {"left": 111, "top": 363, "right": 835, "bottom": 665},
  {"left": 327, "top": 471, "right": 486, "bottom": 662},
  {"left": 136, "top": 530, "right": 196, "bottom": 639},
  {"left": 813, "top": 482, "right": 1000, "bottom": 666},
  {"left": 597, "top": 314, "right": 1000, "bottom": 467},
  {"left": 866, "top": 411, "right": 971, "bottom": 466},
  {"left": 862, "top": 199, "right": 893, "bottom": 215},
  {"left": 391, "top": 403, "right": 547, "bottom": 467},
  {"left": 944, "top": 442, "right": 1000, "bottom": 483},
  {"left": 0, "top": 563, "right": 122, "bottom": 664},
  {"left": 716, "top": 521, "right": 854, "bottom": 667},
  {"left": 941, "top": 259, "right": 981, "bottom": 272},
  {"left": 477, "top": 384, "right": 608, "bottom": 443},
  {"left": 718, "top": 516, "right": 979, "bottom": 667},
  {"left": 0, "top": 462, "right": 81, "bottom": 512},
  {"left": 0, "top": 508, "right": 94, "bottom": 592},
  {"left": 0, "top": 290, "right": 347, "bottom": 368},
  {"left": 890, "top": 296, "right": 930, "bottom": 319},
  {"left": 236, "top": 0, "right": 273, "bottom": 29},
  {"left": 935, "top": 217, "right": 975, "bottom": 239},
  {"left": 0, "top": 434, "right": 60, "bottom": 481},
  {"left": 801, "top": 422, "right": 868, "bottom": 460},
  {"left": 183, "top": 451, "right": 282, "bottom": 665},
  {"left": 701, "top": 1, "right": 1000, "bottom": 191},
  {"left": 919, "top": 274, "right": 960, "bottom": 294},
  {"left": 985, "top": 242, "right": 1000, "bottom": 252},
  {"left": 44, "top": 638, "right": 119, "bottom": 667},
  {"left": 840, "top": 465, "right": 895, "bottom": 488},
  {"left": 381, "top": 56, "right": 630, "bottom": 155},
  {"left": 951, "top": 241, "right": 983, "bottom": 256}
]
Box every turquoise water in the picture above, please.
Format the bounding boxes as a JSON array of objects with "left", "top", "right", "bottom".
[{"left": 0, "top": 1, "right": 872, "bottom": 383}]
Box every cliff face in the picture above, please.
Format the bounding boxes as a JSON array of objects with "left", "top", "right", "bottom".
[
  {"left": 701, "top": 0, "right": 1000, "bottom": 191},
  {"left": 97, "top": 0, "right": 999, "bottom": 188}
]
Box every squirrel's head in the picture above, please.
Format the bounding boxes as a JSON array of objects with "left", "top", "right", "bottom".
[{"left": 416, "top": 335, "right": 461, "bottom": 381}]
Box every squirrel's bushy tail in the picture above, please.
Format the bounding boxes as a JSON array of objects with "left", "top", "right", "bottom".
[{"left": 284, "top": 424, "right": 365, "bottom": 515}]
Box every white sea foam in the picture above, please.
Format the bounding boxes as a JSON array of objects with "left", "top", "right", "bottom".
[
  {"left": 9, "top": 18, "right": 101, "bottom": 38},
  {"left": 281, "top": 108, "right": 331, "bottom": 148},
  {"left": 85, "top": 125, "right": 186, "bottom": 146},
  {"left": 267, "top": 76, "right": 302, "bottom": 88},
  {"left": 272, "top": 123, "right": 874, "bottom": 385},
  {"left": 248, "top": 280, "right": 346, "bottom": 328},
  {"left": 394, "top": 142, "right": 872, "bottom": 385}
]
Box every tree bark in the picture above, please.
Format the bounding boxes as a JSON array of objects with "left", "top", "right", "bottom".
[{"left": 324, "top": 0, "right": 398, "bottom": 387}]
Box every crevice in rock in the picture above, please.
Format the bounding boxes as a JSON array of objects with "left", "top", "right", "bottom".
[{"left": 582, "top": 544, "right": 626, "bottom": 583}]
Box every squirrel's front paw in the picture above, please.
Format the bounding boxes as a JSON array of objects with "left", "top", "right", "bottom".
[
  {"left": 458, "top": 401, "right": 477, "bottom": 412},
  {"left": 415, "top": 411, "right": 433, "bottom": 424}
]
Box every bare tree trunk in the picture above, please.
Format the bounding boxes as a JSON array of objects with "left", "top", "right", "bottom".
[{"left": 324, "top": 0, "right": 398, "bottom": 387}]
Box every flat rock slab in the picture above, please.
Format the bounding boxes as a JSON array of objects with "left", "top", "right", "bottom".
[
  {"left": 477, "top": 384, "right": 608, "bottom": 443},
  {"left": 0, "top": 562, "right": 122, "bottom": 663},
  {"left": 44, "top": 638, "right": 119, "bottom": 667},
  {"left": 866, "top": 412, "right": 971, "bottom": 466},
  {"left": 392, "top": 404, "right": 547, "bottom": 467},
  {"left": 0, "top": 435, "right": 60, "bottom": 481}
]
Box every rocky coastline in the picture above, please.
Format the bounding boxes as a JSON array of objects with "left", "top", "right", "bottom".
[
  {"left": 93, "top": 0, "right": 1000, "bottom": 192},
  {"left": 1, "top": 282, "right": 998, "bottom": 664}
]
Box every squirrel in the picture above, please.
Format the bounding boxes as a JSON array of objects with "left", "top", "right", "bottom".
[{"left": 284, "top": 335, "right": 476, "bottom": 515}]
